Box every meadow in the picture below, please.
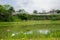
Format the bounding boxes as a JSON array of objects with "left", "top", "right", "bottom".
[
  {"left": 0, "top": 20, "right": 60, "bottom": 40},
  {"left": 0, "top": 4, "right": 60, "bottom": 40}
]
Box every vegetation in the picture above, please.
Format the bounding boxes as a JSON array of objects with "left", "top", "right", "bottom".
[
  {"left": 0, "top": 4, "right": 60, "bottom": 40},
  {"left": 55, "top": 9, "right": 60, "bottom": 13},
  {"left": 0, "top": 4, "right": 15, "bottom": 22},
  {"left": 0, "top": 4, "right": 60, "bottom": 21},
  {"left": 17, "top": 13, "right": 60, "bottom": 20},
  {"left": 33, "top": 10, "right": 38, "bottom": 14},
  {"left": 0, "top": 20, "right": 60, "bottom": 39}
]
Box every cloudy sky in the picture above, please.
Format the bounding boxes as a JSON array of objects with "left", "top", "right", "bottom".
[{"left": 0, "top": 0, "right": 60, "bottom": 12}]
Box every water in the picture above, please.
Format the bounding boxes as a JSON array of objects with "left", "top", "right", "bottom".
[
  {"left": 24, "top": 31, "right": 33, "bottom": 34},
  {"left": 38, "top": 30, "right": 50, "bottom": 34},
  {"left": 24, "top": 30, "right": 50, "bottom": 35},
  {"left": 11, "top": 29, "right": 50, "bottom": 37}
]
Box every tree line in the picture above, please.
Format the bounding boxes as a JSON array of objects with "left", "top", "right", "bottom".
[{"left": 0, "top": 4, "right": 60, "bottom": 22}]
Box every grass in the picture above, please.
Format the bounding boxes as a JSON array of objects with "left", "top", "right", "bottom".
[
  {"left": 0, "top": 20, "right": 60, "bottom": 40},
  {"left": 0, "top": 38, "right": 60, "bottom": 40}
]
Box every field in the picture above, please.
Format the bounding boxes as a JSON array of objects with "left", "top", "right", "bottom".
[{"left": 0, "top": 20, "right": 60, "bottom": 40}]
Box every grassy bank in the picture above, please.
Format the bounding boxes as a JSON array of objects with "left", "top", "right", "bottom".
[{"left": 0, "top": 20, "right": 60, "bottom": 39}]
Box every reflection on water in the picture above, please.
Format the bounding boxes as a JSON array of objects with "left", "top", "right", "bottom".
[
  {"left": 24, "top": 31, "right": 33, "bottom": 34},
  {"left": 11, "top": 30, "right": 50, "bottom": 37},
  {"left": 38, "top": 30, "right": 50, "bottom": 34},
  {"left": 24, "top": 30, "right": 50, "bottom": 34}
]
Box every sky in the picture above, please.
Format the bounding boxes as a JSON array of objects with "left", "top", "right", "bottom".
[{"left": 0, "top": 0, "right": 60, "bottom": 12}]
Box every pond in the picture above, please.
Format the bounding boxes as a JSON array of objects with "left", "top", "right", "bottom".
[{"left": 11, "top": 30, "right": 50, "bottom": 37}]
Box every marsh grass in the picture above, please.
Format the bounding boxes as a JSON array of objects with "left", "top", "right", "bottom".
[{"left": 0, "top": 20, "right": 60, "bottom": 39}]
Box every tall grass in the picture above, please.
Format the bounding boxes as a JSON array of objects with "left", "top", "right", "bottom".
[{"left": 0, "top": 20, "right": 60, "bottom": 39}]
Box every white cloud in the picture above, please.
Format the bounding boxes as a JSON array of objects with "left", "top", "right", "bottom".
[
  {"left": 14, "top": 0, "right": 60, "bottom": 12},
  {"left": 0, "top": 0, "right": 60, "bottom": 12}
]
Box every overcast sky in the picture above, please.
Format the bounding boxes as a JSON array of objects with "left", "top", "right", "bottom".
[{"left": 0, "top": 0, "right": 60, "bottom": 12}]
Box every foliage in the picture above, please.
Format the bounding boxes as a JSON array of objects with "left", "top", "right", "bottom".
[
  {"left": 0, "top": 4, "right": 15, "bottom": 22},
  {"left": 18, "top": 14, "right": 60, "bottom": 20},
  {"left": 18, "top": 13, "right": 29, "bottom": 20},
  {"left": 0, "top": 20, "right": 60, "bottom": 39},
  {"left": 55, "top": 9, "right": 60, "bottom": 13},
  {"left": 33, "top": 10, "right": 38, "bottom": 14},
  {"left": 0, "top": 4, "right": 60, "bottom": 22}
]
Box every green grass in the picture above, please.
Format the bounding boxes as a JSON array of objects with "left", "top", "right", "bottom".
[{"left": 0, "top": 20, "right": 60, "bottom": 40}]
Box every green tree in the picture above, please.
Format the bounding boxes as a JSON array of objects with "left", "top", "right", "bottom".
[
  {"left": 18, "top": 9, "right": 26, "bottom": 14},
  {"left": 55, "top": 10, "right": 60, "bottom": 13},
  {"left": 33, "top": 10, "right": 38, "bottom": 14},
  {"left": 0, "top": 4, "right": 15, "bottom": 21}
]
